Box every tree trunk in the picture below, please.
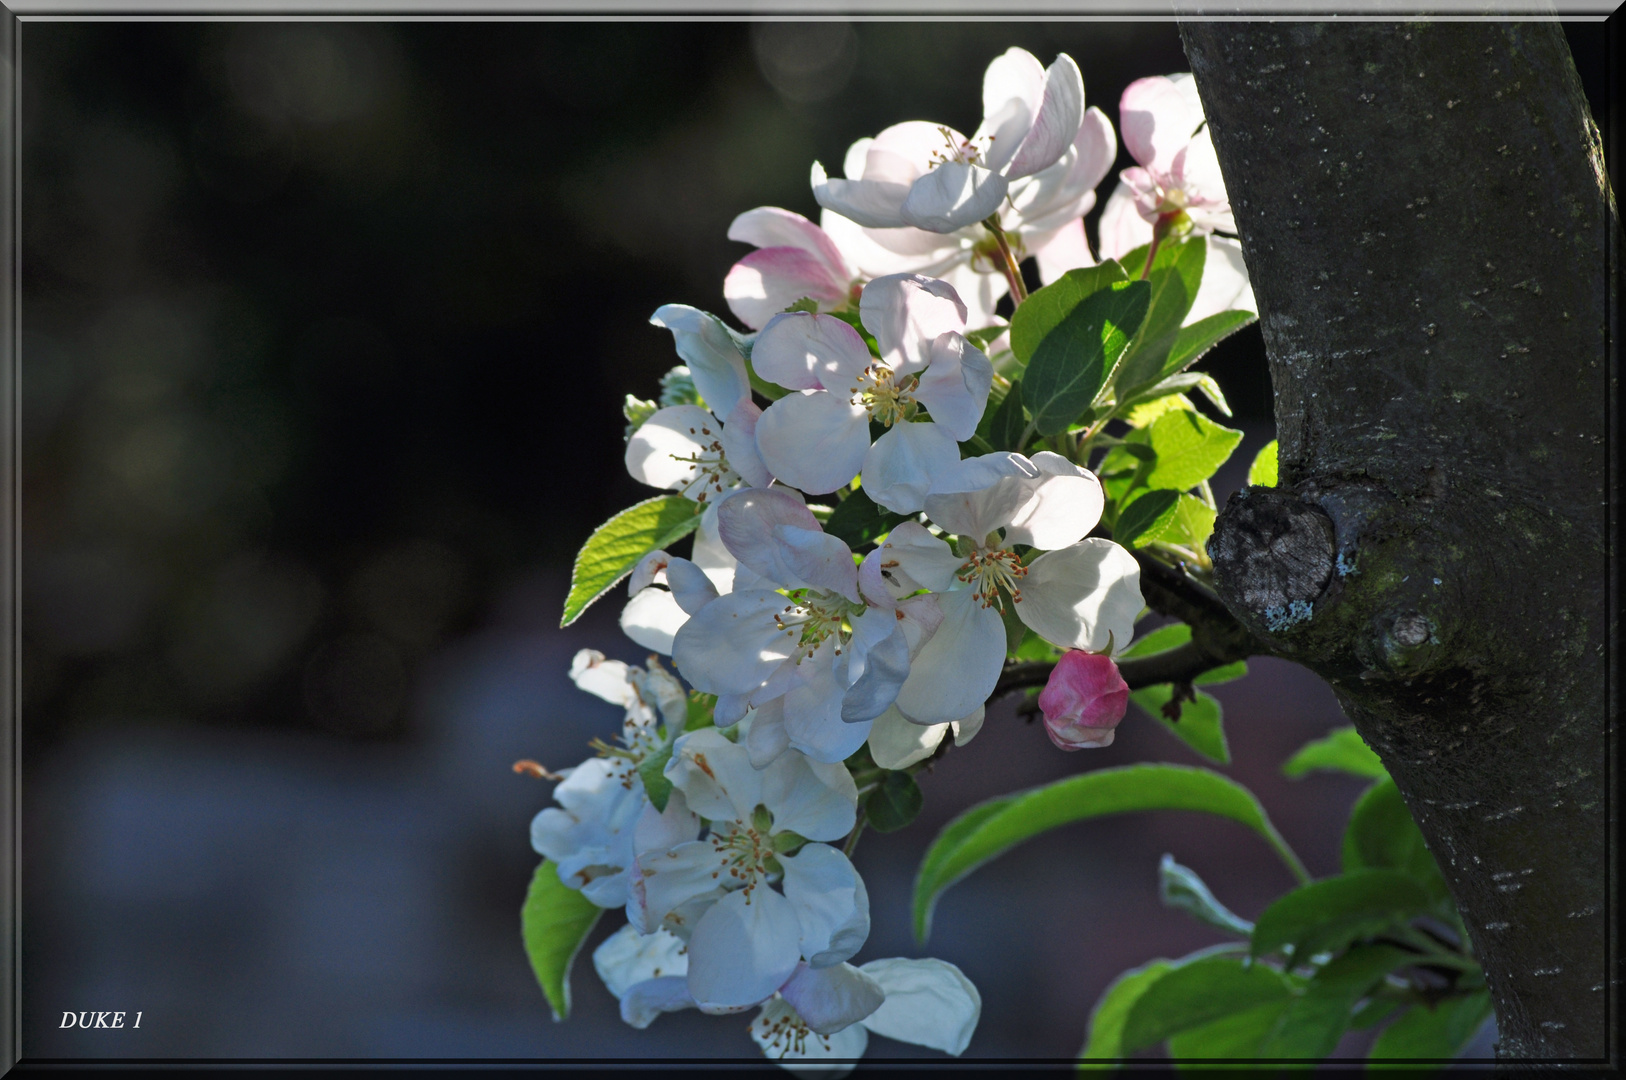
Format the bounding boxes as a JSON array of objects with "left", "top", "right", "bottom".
[{"left": 1178, "top": 22, "right": 1613, "bottom": 1060}]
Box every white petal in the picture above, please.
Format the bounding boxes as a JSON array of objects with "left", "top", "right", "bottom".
[
  {"left": 1003, "top": 470, "right": 1104, "bottom": 551},
  {"left": 811, "top": 160, "right": 911, "bottom": 230},
  {"left": 750, "top": 997, "right": 868, "bottom": 1074},
  {"left": 934, "top": 260, "right": 1007, "bottom": 332},
  {"left": 840, "top": 620, "right": 911, "bottom": 724},
  {"left": 624, "top": 405, "right": 710, "bottom": 491},
  {"left": 752, "top": 312, "right": 873, "bottom": 391},
  {"left": 859, "top": 273, "right": 968, "bottom": 376},
  {"left": 665, "top": 727, "right": 764, "bottom": 823},
  {"left": 746, "top": 696, "right": 793, "bottom": 768},
  {"left": 1016, "top": 539, "right": 1144, "bottom": 652},
  {"left": 780, "top": 845, "right": 871, "bottom": 969},
  {"left": 755, "top": 391, "right": 872, "bottom": 497},
  {"left": 822, "top": 205, "right": 971, "bottom": 278},
  {"left": 671, "top": 590, "right": 792, "bottom": 696},
  {"left": 779, "top": 962, "right": 884, "bottom": 1034},
  {"left": 688, "top": 887, "right": 804, "bottom": 1013},
  {"left": 569, "top": 649, "right": 637, "bottom": 707},
  {"left": 895, "top": 593, "right": 946, "bottom": 657},
  {"left": 594, "top": 925, "right": 690, "bottom": 1000},
  {"left": 1097, "top": 181, "right": 1153, "bottom": 262},
  {"left": 722, "top": 399, "right": 773, "bottom": 488},
  {"left": 857, "top": 957, "right": 982, "bottom": 1055},
  {"left": 866, "top": 705, "right": 949, "bottom": 770},
  {"left": 635, "top": 839, "right": 731, "bottom": 936},
  {"left": 632, "top": 787, "right": 702, "bottom": 860},
  {"left": 892, "top": 588, "right": 1006, "bottom": 725},
  {"left": 951, "top": 704, "right": 985, "bottom": 746},
  {"left": 759, "top": 747, "right": 859, "bottom": 842},
  {"left": 621, "top": 586, "right": 689, "bottom": 656},
  {"left": 1033, "top": 217, "right": 1095, "bottom": 285},
  {"left": 620, "top": 975, "right": 697, "bottom": 1029},
  {"left": 980, "top": 47, "right": 1046, "bottom": 140},
  {"left": 1120, "top": 75, "right": 1202, "bottom": 175},
  {"left": 913, "top": 333, "right": 993, "bottom": 441},
  {"left": 728, "top": 206, "right": 852, "bottom": 282},
  {"left": 780, "top": 641, "right": 872, "bottom": 763},
  {"left": 864, "top": 520, "right": 961, "bottom": 597},
  {"left": 649, "top": 305, "right": 752, "bottom": 418},
  {"left": 775, "top": 525, "right": 861, "bottom": 603},
  {"left": 664, "top": 556, "right": 719, "bottom": 616},
  {"left": 1185, "top": 235, "right": 1255, "bottom": 325},
  {"left": 1005, "top": 53, "right": 1084, "bottom": 181},
  {"left": 901, "top": 163, "right": 1009, "bottom": 234},
  {"left": 627, "top": 549, "right": 671, "bottom": 596},
  {"left": 863, "top": 120, "right": 961, "bottom": 185},
  {"left": 861, "top": 422, "right": 961, "bottom": 516},
  {"left": 715, "top": 487, "right": 856, "bottom": 596},
  {"left": 925, "top": 470, "right": 1033, "bottom": 542}
]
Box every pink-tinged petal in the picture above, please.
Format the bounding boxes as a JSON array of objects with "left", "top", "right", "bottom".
[
  {"left": 687, "top": 888, "right": 803, "bottom": 1014},
  {"left": 892, "top": 588, "right": 1006, "bottom": 725},
  {"left": 778, "top": 962, "right": 884, "bottom": 1035},
  {"left": 864, "top": 121, "right": 963, "bottom": 184},
  {"left": 1071, "top": 107, "right": 1119, "bottom": 201},
  {"left": 727, "top": 206, "right": 850, "bottom": 282},
  {"left": 671, "top": 589, "right": 794, "bottom": 695},
  {"left": 1173, "top": 127, "right": 1228, "bottom": 211},
  {"left": 859, "top": 273, "right": 968, "bottom": 376},
  {"left": 648, "top": 305, "right": 752, "bottom": 418},
  {"left": 754, "top": 391, "right": 871, "bottom": 497},
  {"left": 901, "top": 162, "right": 1009, "bottom": 234},
  {"left": 720, "top": 399, "right": 772, "bottom": 488},
  {"left": 621, "top": 586, "right": 688, "bottom": 655},
  {"left": 752, "top": 311, "right": 873, "bottom": 391},
  {"left": 977, "top": 49, "right": 1044, "bottom": 174},
  {"left": 1033, "top": 217, "right": 1095, "bottom": 285},
  {"left": 1097, "top": 181, "right": 1154, "bottom": 262},
  {"left": 812, "top": 161, "right": 911, "bottom": 230},
  {"left": 1039, "top": 650, "right": 1129, "bottom": 751},
  {"left": 724, "top": 247, "right": 849, "bottom": 331},
  {"left": 822, "top": 206, "right": 973, "bottom": 276},
  {"left": 1016, "top": 539, "right": 1144, "bottom": 652},
  {"left": 775, "top": 524, "right": 860, "bottom": 603},
  {"left": 1004, "top": 468, "right": 1104, "bottom": 551},
  {"left": 913, "top": 333, "right": 993, "bottom": 440},
  {"left": 714, "top": 486, "right": 818, "bottom": 580},
  {"left": 1005, "top": 53, "right": 1084, "bottom": 181},
  {"left": 1185, "top": 236, "right": 1254, "bottom": 325},
  {"left": 620, "top": 975, "right": 697, "bottom": 1029},
  {"left": 856, "top": 958, "right": 982, "bottom": 1055},
  {"left": 627, "top": 549, "right": 671, "bottom": 596},
  {"left": 1120, "top": 75, "right": 1202, "bottom": 175},
  {"left": 861, "top": 421, "right": 961, "bottom": 516}
]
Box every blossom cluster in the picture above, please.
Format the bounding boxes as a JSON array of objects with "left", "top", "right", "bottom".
[{"left": 527, "top": 50, "right": 1255, "bottom": 1070}]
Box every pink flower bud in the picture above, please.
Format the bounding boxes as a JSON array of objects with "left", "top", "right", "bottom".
[{"left": 1038, "top": 650, "right": 1129, "bottom": 751}]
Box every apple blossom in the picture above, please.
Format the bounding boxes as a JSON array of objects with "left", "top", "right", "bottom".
[
  {"left": 629, "top": 728, "right": 868, "bottom": 1013},
  {"left": 723, "top": 207, "right": 858, "bottom": 331},
  {"left": 861, "top": 452, "right": 1142, "bottom": 725},
  {"left": 751, "top": 274, "right": 990, "bottom": 513},
  {"left": 1038, "top": 649, "right": 1131, "bottom": 750}
]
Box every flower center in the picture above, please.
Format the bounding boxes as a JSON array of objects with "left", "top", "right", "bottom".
[
  {"left": 775, "top": 589, "right": 866, "bottom": 659},
  {"left": 669, "top": 418, "right": 740, "bottom": 503},
  {"left": 957, "top": 545, "right": 1028, "bottom": 610},
  {"left": 849, "top": 365, "right": 917, "bottom": 428},
  {"left": 928, "top": 124, "right": 989, "bottom": 168},
  {"left": 707, "top": 816, "right": 775, "bottom": 898},
  {"left": 753, "top": 1003, "right": 831, "bottom": 1059}
]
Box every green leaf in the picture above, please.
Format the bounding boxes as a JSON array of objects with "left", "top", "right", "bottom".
[
  {"left": 965, "top": 324, "right": 1008, "bottom": 351},
  {"left": 1116, "top": 489, "right": 1180, "bottom": 548},
  {"left": 1121, "top": 955, "right": 1295, "bottom": 1053},
  {"left": 1192, "top": 374, "right": 1232, "bottom": 417},
  {"left": 561, "top": 496, "right": 703, "bottom": 627},
  {"left": 1343, "top": 779, "right": 1453, "bottom": 912},
  {"left": 1153, "top": 493, "right": 1218, "bottom": 550},
  {"left": 824, "top": 485, "right": 909, "bottom": 549},
  {"left": 1248, "top": 439, "right": 1280, "bottom": 487},
  {"left": 1133, "top": 684, "right": 1230, "bottom": 764},
  {"left": 1284, "top": 726, "right": 1386, "bottom": 780},
  {"left": 520, "top": 860, "right": 604, "bottom": 1021},
  {"left": 913, "top": 764, "right": 1306, "bottom": 942},
  {"left": 1166, "top": 309, "right": 1258, "bottom": 375},
  {"left": 1260, "top": 944, "right": 1417, "bottom": 1059},
  {"left": 1368, "top": 990, "right": 1493, "bottom": 1062},
  {"left": 1122, "top": 622, "right": 1245, "bottom": 684},
  {"left": 1251, "top": 869, "right": 1434, "bottom": 965},
  {"left": 686, "top": 691, "right": 718, "bottom": 731},
  {"left": 1144, "top": 409, "right": 1244, "bottom": 491},
  {"left": 1080, "top": 959, "right": 1176, "bottom": 1059},
  {"left": 1167, "top": 1001, "right": 1296, "bottom": 1063},
  {"left": 999, "top": 594, "right": 1028, "bottom": 655},
  {"left": 1010, "top": 261, "right": 1128, "bottom": 363},
  {"left": 1160, "top": 854, "right": 1254, "bottom": 936},
  {"left": 638, "top": 743, "right": 675, "bottom": 813},
  {"left": 866, "top": 770, "right": 925, "bottom": 833},
  {"left": 1113, "top": 237, "right": 1207, "bottom": 396},
  {"left": 1024, "top": 280, "right": 1150, "bottom": 436},
  {"left": 984, "top": 379, "right": 1028, "bottom": 451}
]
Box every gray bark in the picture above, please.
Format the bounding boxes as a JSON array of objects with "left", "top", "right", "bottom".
[{"left": 1179, "top": 22, "right": 1613, "bottom": 1059}]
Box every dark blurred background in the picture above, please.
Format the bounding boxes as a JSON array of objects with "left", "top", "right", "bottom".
[{"left": 20, "top": 20, "right": 1609, "bottom": 1061}]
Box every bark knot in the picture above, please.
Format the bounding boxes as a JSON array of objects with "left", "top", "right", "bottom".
[{"left": 1207, "top": 488, "right": 1336, "bottom": 642}]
